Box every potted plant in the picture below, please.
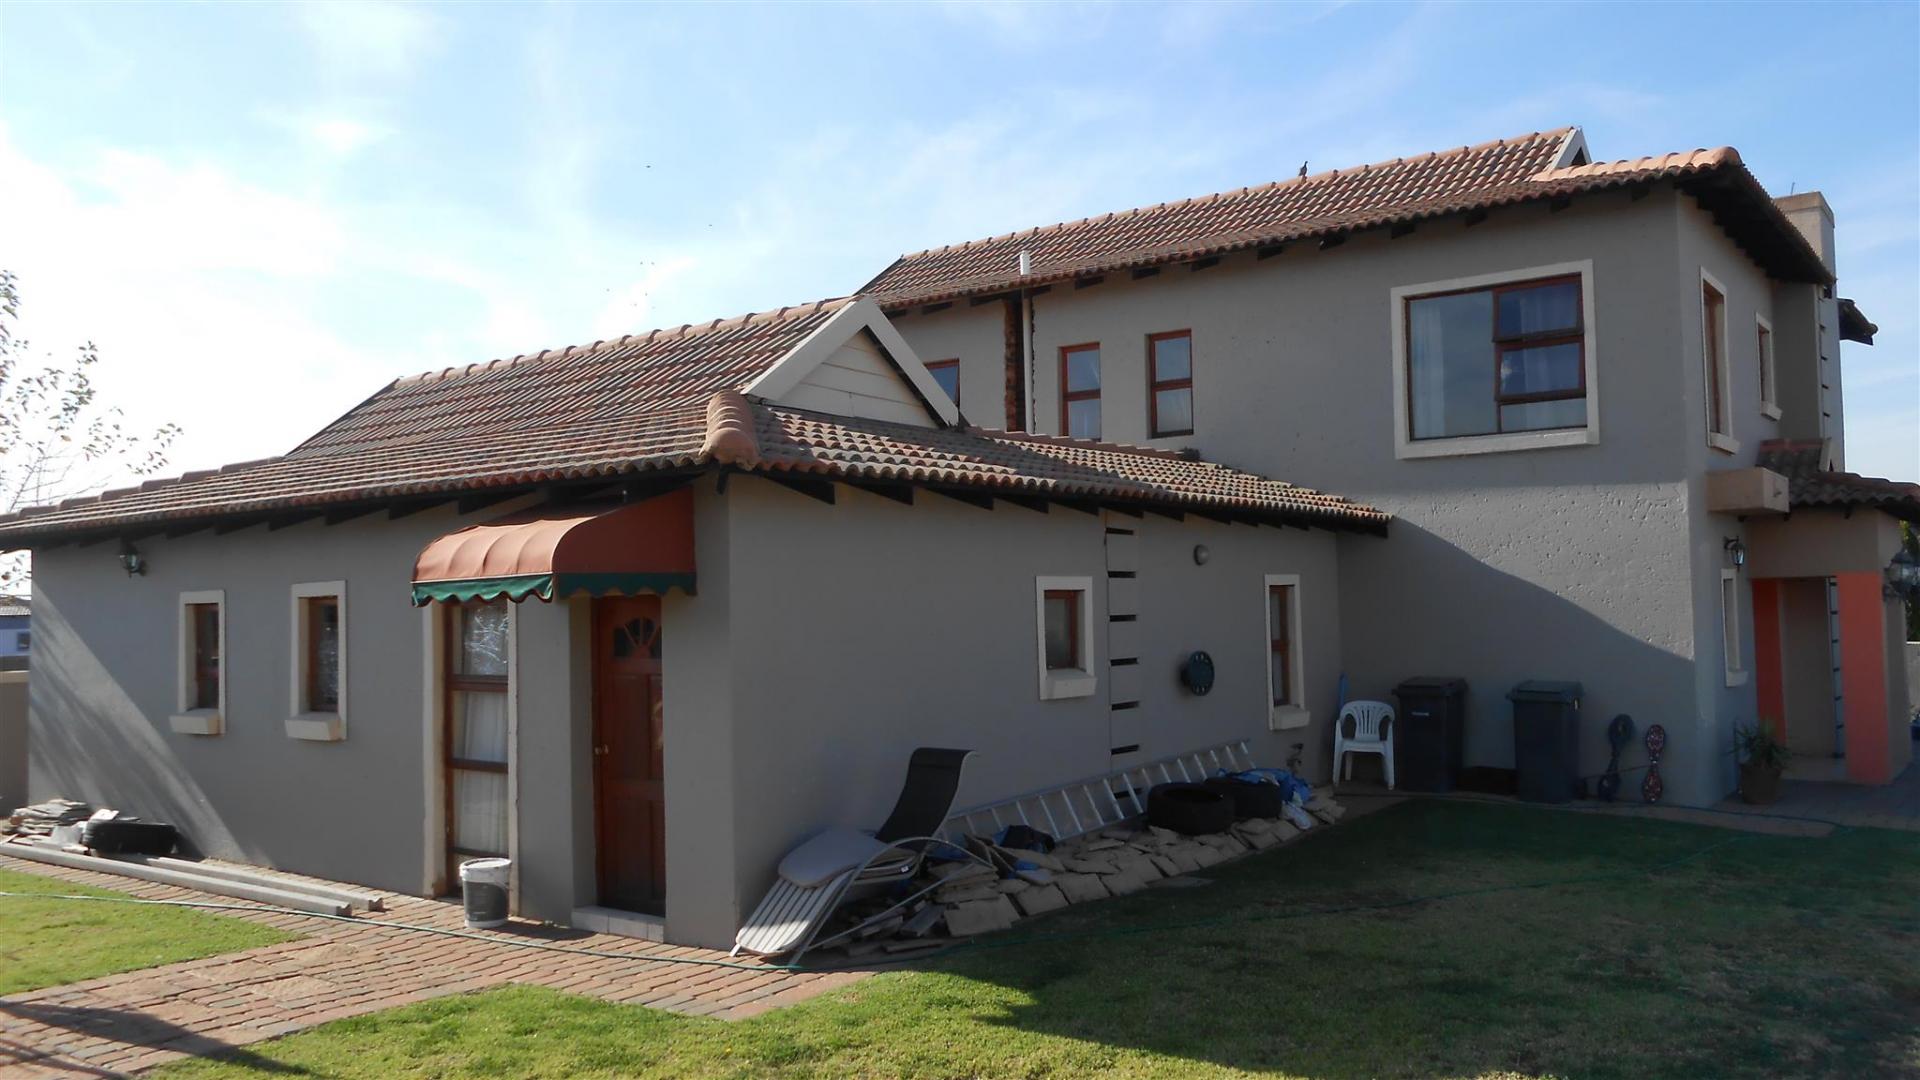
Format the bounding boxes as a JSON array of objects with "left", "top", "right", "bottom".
[{"left": 1734, "top": 721, "right": 1791, "bottom": 805}]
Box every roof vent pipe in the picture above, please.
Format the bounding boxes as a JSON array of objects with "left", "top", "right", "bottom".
[{"left": 1018, "top": 249, "right": 1031, "bottom": 276}]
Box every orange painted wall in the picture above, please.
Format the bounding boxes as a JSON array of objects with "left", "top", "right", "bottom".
[{"left": 1836, "top": 572, "right": 1891, "bottom": 784}]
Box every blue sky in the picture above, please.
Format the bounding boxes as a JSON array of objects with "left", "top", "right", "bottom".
[{"left": 1, "top": 1, "right": 1914, "bottom": 481}]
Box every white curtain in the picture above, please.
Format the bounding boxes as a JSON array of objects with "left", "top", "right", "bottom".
[
  {"left": 453, "top": 691, "right": 508, "bottom": 764},
  {"left": 452, "top": 770, "right": 508, "bottom": 856}
]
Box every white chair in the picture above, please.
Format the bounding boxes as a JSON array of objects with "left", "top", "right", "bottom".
[{"left": 1334, "top": 700, "right": 1395, "bottom": 789}]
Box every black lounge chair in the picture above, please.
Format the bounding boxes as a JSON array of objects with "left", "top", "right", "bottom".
[{"left": 733, "top": 747, "right": 975, "bottom": 961}]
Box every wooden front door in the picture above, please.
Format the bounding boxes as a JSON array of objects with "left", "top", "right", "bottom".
[{"left": 593, "top": 596, "right": 666, "bottom": 915}]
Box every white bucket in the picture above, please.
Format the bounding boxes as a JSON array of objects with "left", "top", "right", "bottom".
[{"left": 458, "top": 857, "right": 511, "bottom": 929}]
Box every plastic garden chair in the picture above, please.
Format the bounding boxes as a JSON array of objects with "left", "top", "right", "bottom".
[{"left": 1334, "top": 700, "right": 1395, "bottom": 789}]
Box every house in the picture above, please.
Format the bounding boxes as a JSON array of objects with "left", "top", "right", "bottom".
[
  {"left": 865, "top": 126, "right": 1916, "bottom": 804},
  {"left": 0, "top": 594, "right": 26, "bottom": 670},
  {"left": 0, "top": 298, "right": 1385, "bottom": 948},
  {"left": 1, "top": 125, "right": 1914, "bottom": 950}
]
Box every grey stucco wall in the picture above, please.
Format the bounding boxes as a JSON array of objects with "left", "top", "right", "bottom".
[
  {"left": 25, "top": 504, "right": 533, "bottom": 895},
  {"left": 889, "top": 188, "right": 1819, "bottom": 806},
  {"left": 665, "top": 476, "right": 1346, "bottom": 948}
]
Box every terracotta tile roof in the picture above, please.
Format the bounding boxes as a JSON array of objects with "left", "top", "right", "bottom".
[
  {"left": 1757, "top": 439, "right": 1920, "bottom": 523},
  {"left": 0, "top": 309, "right": 1387, "bottom": 542},
  {"left": 862, "top": 128, "right": 1832, "bottom": 308},
  {"left": 726, "top": 392, "right": 1387, "bottom": 532}
]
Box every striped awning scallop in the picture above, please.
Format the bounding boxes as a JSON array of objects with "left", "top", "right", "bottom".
[{"left": 411, "top": 488, "right": 695, "bottom": 605}]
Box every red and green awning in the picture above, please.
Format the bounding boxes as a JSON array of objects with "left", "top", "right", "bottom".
[{"left": 411, "top": 489, "right": 695, "bottom": 606}]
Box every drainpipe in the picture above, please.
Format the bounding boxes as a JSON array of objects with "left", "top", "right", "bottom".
[{"left": 1019, "top": 249, "right": 1036, "bottom": 433}]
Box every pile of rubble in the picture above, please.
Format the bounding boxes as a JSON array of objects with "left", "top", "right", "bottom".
[
  {"left": 3, "top": 799, "right": 94, "bottom": 840},
  {"left": 833, "top": 792, "right": 1347, "bottom": 957}
]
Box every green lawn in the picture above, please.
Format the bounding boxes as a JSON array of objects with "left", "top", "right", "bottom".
[
  {"left": 158, "top": 801, "right": 1920, "bottom": 1079},
  {"left": 0, "top": 865, "right": 297, "bottom": 994}
]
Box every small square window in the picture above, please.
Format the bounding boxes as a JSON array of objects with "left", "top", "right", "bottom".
[
  {"left": 1035, "top": 576, "right": 1096, "bottom": 700},
  {"left": 925, "top": 358, "right": 960, "bottom": 406}
]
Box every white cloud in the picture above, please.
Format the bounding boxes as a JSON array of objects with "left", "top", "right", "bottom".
[{"left": 295, "top": 1, "right": 437, "bottom": 81}]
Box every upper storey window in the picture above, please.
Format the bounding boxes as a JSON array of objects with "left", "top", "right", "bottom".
[
  {"left": 1147, "top": 331, "right": 1194, "bottom": 438},
  {"left": 1060, "top": 344, "right": 1102, "bottom": 439},
  {"left": 925, "top": 358, "right": 959, "bottom": 406},
  {"left": 1390, "top": 262, "right": 1598, "bottom": 460}
]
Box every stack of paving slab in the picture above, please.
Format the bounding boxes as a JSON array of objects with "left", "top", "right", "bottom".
[
  {"left": 3, "top": 799, "right": 94, "bottom": 840},
  {"left": 835, "top": 792, "right": 1348, "bottom": 957}
]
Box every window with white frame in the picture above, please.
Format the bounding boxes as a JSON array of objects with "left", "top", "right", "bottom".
[
  {"left": 1034, "top": 576, "right": 1096, "bottom": 700},
  {"left": 172, "top": 590, "right": 224, "bottom": 735},
  {"left": 288, "top": 581, "right": 347, "bottom": 741},
  {"left": 1390, "top": 261, "right": 1598, "bottom": 459},
  {"left": 1756, "top": 316, "right": 1779, "bottom": 420},
  {"left": 1720, "top": 569, "right": 1747, "bottom": 687},
  {"left": 1701, "top": 272, "right": 1736, "bottom": 452},
  {"left": 1265, "top": 574, "right": 1308, "bottom": 729}
]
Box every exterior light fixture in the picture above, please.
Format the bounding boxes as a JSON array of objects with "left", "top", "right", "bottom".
[
  {"left": 1886, "top": 548, "right": 1920, "bottom": 601},
  {"left": 1723, "top": 537, "right": 1746, "bottom": 570},
  {"left": 1192, "top": 544, "right": 1211, "bottom": 566},
  {"left": 118, "top": 542, "right": 146, "bottom": 577}
]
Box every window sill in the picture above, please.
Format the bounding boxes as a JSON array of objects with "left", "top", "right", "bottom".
[
  {"left": 286, "top": 714, "right": 346, "bottom": 742},
  {"left": 1396, "top": 426, "right": 1596, "bottom": 460},
  {"left": 1707, "top": 432, "right": 1741, "bottom": 455},
  {"left": 1040, "top": 669, "right": 1097, "bottom": 701},
  {"left": 169, "top": 711, "right": 223, "bottom": 736},
  {"left": 1760, "top": 403, "right": 1782, "bottom": 422},
  {"left": 1270, "top": 705, "right": 1312, "bottom": 732},
  {"left": 1725, "top": 669, "right": 1750, "bottom": 689}
]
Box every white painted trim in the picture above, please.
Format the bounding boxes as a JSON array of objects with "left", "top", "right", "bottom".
[
  {"left": 1035, "top": 575, "right": 1097, "bottom": 701},
  {"left": 1755, "top": 313, "right": 1780, "bottom": 419},
  {"left": 1263, "top": 574, "right": 1307, "bottom": 730},
  {"left": 1548, "top": 127, "right": 1590, "bottom": 170},
  {"left": 1390, "top": 260, "right": 1599, "bottom": 460},
  {"left": 175, "top": 589, "right": 225, "bottom": 732},
  {"left": 1700, "top": 268, "right": 1737, "bottom": 453},
  {"left": 741, "top": 298, "right": 961, "bottom": 427},
  {"left": 288, "top": 580, "right": 347, "bottom": 739},
  {"left": 421, "top": 606, "right": 445, "bottom": 895},
  {"left": 1720, "top": 568, "right": 1749, "bottom": 687}
]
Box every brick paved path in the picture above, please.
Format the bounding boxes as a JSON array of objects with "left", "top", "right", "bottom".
[{"left": 0, "top": 851, "right": 866, "bottom": 1077}]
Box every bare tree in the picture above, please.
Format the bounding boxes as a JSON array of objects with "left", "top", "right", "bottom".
[{"left": 1, "top": 270, "right": 181, "bottom": 589}]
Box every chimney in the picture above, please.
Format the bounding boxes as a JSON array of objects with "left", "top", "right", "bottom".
[
  {"left": 1017, "top": 249, "right": 1031, "bottom": 277},
  {"left": 1773, "top": 191, "right": 1836, "bottom": 276}
]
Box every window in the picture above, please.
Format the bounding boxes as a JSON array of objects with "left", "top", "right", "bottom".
[
  {"left": 1701, "top": 273, "right": 1736, "bottom": 452},
  {"left": 1034, "top": 576, "right": 1096, "bottom": 700},
  {"left": 1265, "top": 575, "right": 1307, "bottom": 729},
  {"left": 446, "top": 599, "right": 511, "bottom": 879},
  {"left": 172, "top": 590, "right": 224, "bottom": 735},
  {"left": 925, "top": 358, "right": 960, "bottom": 406},
  {"left": 1391, "top": 262, "right": 1597, "bottom": 459},
  {"left": 1721, "top": 569, "right": 1747, "bottom": 687},
  {"left": 14, "top": 630, "right": 28, "bottom": 653},
  {"left": 1060, "top": 344, "right": 1101, "bottom": 439},
  {"left": 288, "top": 582, "right": 347, "bottom": 741},
  {"left": 1756, "top": 317, "right": 1779, "bottom": 420},
  {"left": 1147, "top": 331, "right": 1194, "bottom": 437}
]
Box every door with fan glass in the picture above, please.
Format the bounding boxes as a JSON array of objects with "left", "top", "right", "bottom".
[{"left": 592, "top": 596, "right": 666, "bottom": 914}]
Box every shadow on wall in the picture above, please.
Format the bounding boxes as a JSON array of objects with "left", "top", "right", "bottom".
[
  {"left": 27, "top": 602, "right": 244, "bottom": 861},
  {"left": 0, "top": 672, "right": 25, "bottom": 808},
  {"left": 1336, "top": 514, "right": 1722, "bottom": 803}
]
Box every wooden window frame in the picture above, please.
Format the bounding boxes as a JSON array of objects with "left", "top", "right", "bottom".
[
  {"left": 287, "top": 581, "right": 347, "bottom": 741},
  {"left": 444, "top": 600, "right": 511, "bottom": 884},
  {"left": 1701, "top": 271, "right": 1737, "bottom": 453},
  {"left": 1059, "top": 343, "right": 1102, "bottom": 439},
  {"left": 1756, "top": 315, "right": 1780, "bottom": 420},
  {"left": 1390, "top": 261, "right": 1599, "bottom": 461},
  {"left": 1264, "top": 574, "right": 1308, "bottom": 730},
  {"left": 170, "top": 590, "right": 225, "bottom": 736},
  {"left": 1147, "top": 330, "right": 1194, "bottom": 438},
  {"left": 924, "top": 358, "right": 960, "bottom": 407},
  {"left": 1403, "top": 272, "right": 1587, "bottom": 441},
  {"left": 1034, "top": 575, "right": 1096, "bottom": 700}
]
